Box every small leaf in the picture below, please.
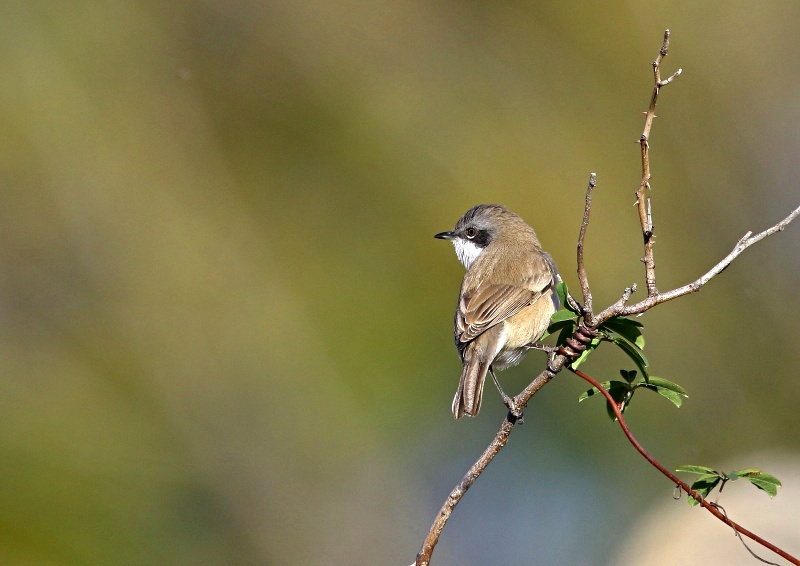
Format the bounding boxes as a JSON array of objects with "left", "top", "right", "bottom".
[
  {"left": 605, "top": 381, "right": 630, "bottom": 400},
  {"left": 546, "top": 310, "right": 578, "bottom": 338},
  {"left": 551, "top": 309, "right": 579, "bottom": 324},
  {"left": 639, "top": 376, "right": 688, "bottom": 408},
  {"left": 607, "top": 331, "right": 649, "bottom": 365},
  {"left": 676, "top": 465, "right": 718, "bottom": 475},
  {"left": 556, "top": 282, "right": 580, "bottom": 314},
  {"left": 730, "top": 468, "right": 782, "bottom": 497},
  {"left": 605, "top": 330, "right": 649, "bottom": 380},
  {"left": 602, "top": 315, "right": 644, "bottom": 328},
  {"left": 645, "top": 376, "right": 688, "bottom": 397},
  {"left": 556, "top": 325, "right": 575, "bottom": 348},
  {"left": 578, "top": 382, "right": 608, "bottom": 402},
  {"left": 602, "top": 316, "right": 645, "bottom": 349},
  {"left": 556, "top": 281, "right": 568, "bottom": 309},
  {"left": 619, "top": 369, "right": 637, "bottom": 384},
  {"left": 653, "top": 387, "right": 683, "bottom": 408},
  {"left": 579, "top": 380, "right": 631, "bottom": 421},
  {"left": 570, "top": 337, "right": 601, "bottom": 370},
  {"left": 743, "top": 473, "right": 782, "bottom": 498},
  {"left": 687, "top": 474, "right": 722, "bottom": 507},
  {"left": 605, "top": 382, "right": 632, "bottom": 420},
  {"left": 544, "top": 320, "right": 576, "bottom": 340},
  {"left": 731, "top": 468, "right": 762, "bottom": 476}
]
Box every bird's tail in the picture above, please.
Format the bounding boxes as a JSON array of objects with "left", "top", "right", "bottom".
[{"left": 452, "top": 356, "right": 491, "bottom": 419}]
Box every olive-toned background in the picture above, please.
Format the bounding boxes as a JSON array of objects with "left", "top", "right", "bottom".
[{"left": 1, "top": 2, "right": 799, "bottom": 565}]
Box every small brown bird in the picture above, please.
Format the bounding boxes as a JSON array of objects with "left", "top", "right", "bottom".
[{"left": 435, "top": 204, "right": 560, "bottom": 418}]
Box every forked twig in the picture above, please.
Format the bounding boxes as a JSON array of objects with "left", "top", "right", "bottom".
[
  {"left": 636, "top": 29, "right": 682, "bottom": 297},
  {"left": 576, "top": 173, "right": 597, "bottom": 324},
  {"left": 595, "top": 203, "right": 800, "bottom": 323}
]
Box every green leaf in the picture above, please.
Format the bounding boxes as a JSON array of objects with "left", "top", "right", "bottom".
[
  {"left": 605, "top": 382, "right": 632, "bottom": 420},
  {"left": 747, "top": 477, "right": 780, "bottom": 497},
  {"left": 742, "top": 472, "right": 782, "bottom": 498},
  {"left": 676, "top": 466, "right": 726, "bottom": 506},
  {"left": 686, "top": 474, "right": 722, "bottom": 507},
  {"left": 551, "top": 309, "right": 578, "bottom": 324},
  {"left": 619, "top": 369, "right": 637, "bottom": 384},
  {"left": 601, "top": 316, "right": 645, "bottom": 349},
  {"left": 556, "top": 325, "right": 574, "bottom": 348},
  {"left": 555, "top": 281, "right": 567, "bottom": 309},
  {"left": 546, "top": 310, "right": 578, "bottom": 338},
  {"left": 603, "top": 315, "right": 644, "bottom": 328},
  {"left": 570, "top": 337, "right": 601, "bottom": 370},
  {"left": 645, "top": 376, "right": 689, "bottom": 397},
  {"left": 544, "top": 321, "right": 576, "bottom": 340},
  {"left": 605, "top": 330, "right": 649, "bottom": 379},
  {"left": 607, "top": 331, "right": 649, "bottom": 366},
  {"left": 578, "top": 382, "right": 609, "bottom": 402},
  {"left": 578, "top": 380, "right": 631, "bottom": 421},
  {"left": 653, "top": 387, "right": 683, "bottom": 408},
  {"left": 676, "top": 465, "right": 719, "bottom": 475},
  {"left": 556, "top": 282, "right": 579, "bottom": 314},
  {"left": 731, "top": 468, "right": 761, "bottom": 476},
  {"left": 640, "top": 377, "right": 688, "bottom": 408}
]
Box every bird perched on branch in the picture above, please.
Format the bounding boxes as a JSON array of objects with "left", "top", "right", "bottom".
[{"left": 435, "top": 204, "right": 560, "bottom": 418}]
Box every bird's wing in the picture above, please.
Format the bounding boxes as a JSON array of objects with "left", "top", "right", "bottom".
[
  {"left": 456, "top": 273, "right": 553, "bottom": 345},
  {"left": 456, "top": 284, "right": 538, "bottom": 344}
]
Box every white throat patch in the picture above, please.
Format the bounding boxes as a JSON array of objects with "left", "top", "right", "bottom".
[{"left": 452, "top": 238, "right": 483, "bottom": 269}]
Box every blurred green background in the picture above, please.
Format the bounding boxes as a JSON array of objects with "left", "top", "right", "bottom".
[{"left": 1, "top": 2, "right": 799, "bottom": 565}]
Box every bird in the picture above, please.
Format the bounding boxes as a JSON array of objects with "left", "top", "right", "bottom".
[{"left": 435, "top": 204, "right": 560, "bottom": 418}]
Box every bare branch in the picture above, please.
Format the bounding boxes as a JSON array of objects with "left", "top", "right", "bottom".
[
  {"left": 577, "top": 173, "right": 597, "bottom": 324},
  {"left": 415, "top": 418, "right": 516, "bottom": 566},
  {"left": 415, "top": 356, "right": 568, "bottom": 565},
  {"left": 636, "top": 29, "right": 682, "bottom": 298},
  {"left": 596, "top": 201, "right": 800, "bottom": 322},
  {"left": 659, "top": 68, "right": 683, "bottom": 87}
]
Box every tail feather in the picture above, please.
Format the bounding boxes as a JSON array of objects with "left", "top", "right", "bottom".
[
  {"left": 452, "top": 357, "right": 491, "bottom": 418},
  {"left": 452, "top": 325, "right": 506, "bottom": 419}
]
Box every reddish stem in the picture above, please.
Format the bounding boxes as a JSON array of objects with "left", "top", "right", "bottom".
[{"left": 570, "top": 367, "right": 799, "bottom": 565}]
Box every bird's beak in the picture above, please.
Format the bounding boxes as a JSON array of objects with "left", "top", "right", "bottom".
[{"left": 434, "top": 230, "right": 456, "bottom": 240}]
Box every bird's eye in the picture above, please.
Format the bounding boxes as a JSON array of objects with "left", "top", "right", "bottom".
[{"left": 465, "top": 227, "right": 477, "bottom": 239}]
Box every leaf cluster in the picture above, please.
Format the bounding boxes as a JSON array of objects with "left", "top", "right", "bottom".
[
  {"left": 675, "top": 465, "right": 782, "bottom": 506},
  {"left": 578, "top": 370, "right": 688, "bottom": 420},
  {"left": 547, "top": 282, "right": 687, "bottom": 420},
  {"left": 548, "top": 288, "right": 784, "bottom": 506}
]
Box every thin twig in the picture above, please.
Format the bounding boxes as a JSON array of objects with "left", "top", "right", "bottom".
[
  {"left": 714, "top": 503, "right": 782, "bottom": 566},
  {"left": 415, "top": 417, "right": 516, "bottom": 566},
  {"left": 595, "top": 201, "right": 800, "bottom": 323},
  {"left": 577, "top": 173, "right": 597, "bottom": 324},
  {"left": 636, "top": 29, "right": 682, "bottom": 298},
  {"left": 571, "top": 368, "right": 800, "bottom": 565}
]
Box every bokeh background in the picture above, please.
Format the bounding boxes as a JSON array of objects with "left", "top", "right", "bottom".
[{"left": 1, "top": 2, "right": 799, "bottom": 565}]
